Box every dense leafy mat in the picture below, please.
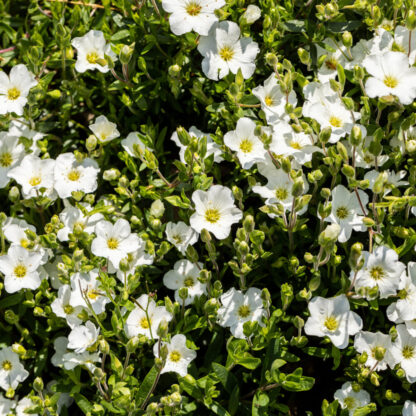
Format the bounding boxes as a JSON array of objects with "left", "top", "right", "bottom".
[{"left": 1, "top": 0, "right": 416, "bottom": 415}]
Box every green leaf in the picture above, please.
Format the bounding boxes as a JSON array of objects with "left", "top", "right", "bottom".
[
  {"left": 212, "top": 362, "right": 239, "bottom": 394},
  {"left": 327, "top": 21, "right": 362, "bottom": 32},
  {"left": 281, "top": 368, "right": 315, "bottom": 392},
  {"left": 228, "top": 385, "right": 240, "bottom": 416},
  {"left": 73, "top": 393, "right": 93, "bottom": 414},
  {"left": 353, "top": 403, "right": 377, "bottom": 415},
  {"left": 165, "top": 195, "right": 190, "bottom": 208},
  {"left": 252, "top": 391, "right": 269, "bottom": 416},
  {"left": 261, "top": 337, "right": 280, "bottom": 383},
  {"left": 322, "top": 399, "right": 339, "bottom": 416},
  {"left": 135, "top": 366, "right": 159, "bottom": 406},
  {"left": 110, "top": 30, "right": 130, "bottom": 41},
  {"left": 283, "top": 20, "right": 306, "bottom": 32}
]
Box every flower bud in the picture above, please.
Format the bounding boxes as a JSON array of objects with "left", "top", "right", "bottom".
[
  {"left": 297, "top": 48, "right": 311, "bottom": 66},
  {"left": 406, "top": 139, "right": 416, "bottom": 153},
  {"left": 291, "top": 178, "right": 304, "bottom": 197},
  {"left": 178, "top": 287, "right": 189, "bottom": 301},
  {"left": 243, "top": 4, "right": 261, "bottom": 24},
  {"left": 150, "top": 200, "right": 165, "bottom": 218},
  {"left": 318, "top": 223, "right": 341, "bottom": 246},
  {"left": 8, "top": 186, "right": 20, "bottom": 202},
  {"left": 120, "top": 43, "right": 135, "bottom": 65},
  {"left": 168, "top": 64, "right": 181, "bottom": 77},
  {"left": 319, "top": 127, "right": 332, "bottom": 144},
  {"left": 373, "top": 171, "right": 388, "bottom": 194},
  {"left": 342, "top": 31, "right": 353, "bottom": 48},
  {"left": 157, "top": 319, "right": 169, "bottom": 338},
  {"left": 103, "top": 168, "right": 120, "bottom": 181},
  {"left": 349, "top": 125, "right": 363, "bottom": 146},
  {"left": 86, "top": 135, "right": 97, "bottom": 152},
  {"left": 204, "top": 298, "right": 219, "bottom": 314},
  {"left": 354, "top": 65, "right": 365, "bottom": 80},
  {"left": 4, "top": 310, "right": 19, "bottom": 325},
  {"left": 33, "top": 377, "right": 44, "bottom": 393},
  {"left": 341, "top": 164, "right": 355, "bottom": 178},
  {"left": 406, "top": 10, "right": 416, "bottom": 30},
  {"left": 126, "top": 337, "right": 140, "bottom": 353},
  {"left": 265, "top": 52, "right": 278, "bottom": 68},
  {"left": 374, "top": 346, "right": 386, "bottom": 361}
]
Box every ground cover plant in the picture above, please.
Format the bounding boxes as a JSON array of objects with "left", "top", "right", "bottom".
[{"left": 2, "top": 0, "right": 416, "bottom": 415}]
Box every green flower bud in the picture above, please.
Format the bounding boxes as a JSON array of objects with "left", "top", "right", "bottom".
[
  {"left": 126, "top": 337, "right": 140, "bottom": 353},
  {"left": 5, "top": 388, "right": 15, "bottom": 399},
  {"left": 304, "top": 252, "right": 314, "bottom": 263},
  {"left": 170, "top": 392, "right": 182, "bottom": 404},
  {"left": 120, "top": 43, "right": 135, "bottom": 65},
  {"left": 342, "top": 164, "right": 355, "bottom": 178},
  {"left": 373, "top": 171, "right": 388, "bottom": 194},
  {"left": 291, "top": 178, "right": 304, "bottom": 197},
  {"left": 12, "top": 344, "right": 26, "bottom": 356},
  {"left": 281, "top": 157, "right": 291, "bottom": 173},
  {"left": 358, "top": 351, "right": 368, "bottom": 364},
  {"left": 319, "top": 127, "right": 332, "bottom": 144},
  {"left": 318, "top": 223, "right": 341, "bottom": 246},
  {"left": 243, "top": 215, "right": 254, "bottom": 233},
  {"left": 297, "top": 48, "right": 311, "bottom": 65},
  {"left": 150, "top": 199, "right": 165, "bottom": 218},
  {"left": 33, "top": 377, "right": 44, "bottom": 393},
  {"left": 204, "top": 298, "right": 219, "bottom": 314},
  {"left": 349, "top": 125, "right": 363, "bottom": 146},
  {"left": 342, "top": 31, "right": 353, "bottom": 48},
  {"left": 4, "top": 310, "right": 19, "bottom": 325},
  {"left": 265, "top": 52, "right": 278, "bottom": 67},
  {"left": 99, "top": 339, "right": 110, "bottom": 354},
  {"left": 353, "top": 65, "right": 365, "bottom": 80},
  {"left": 200, "top": 228, "right": 212, "bottom": 243},
  {"left": 178, "top": 287, "right": 189, "bottom": 301},
  {"left": 362, "top": 217, "right": 376, "bottom": 227},
  {"left": 374, "top": 346, "right": 386, "bottom": 361},
  {"left": 157, "top": 319, "right": 169, "bottom": 338},
  {"left": 406, "top": 10, "right": 416, "bottom": 30},
  {"left": 86, "top": 135, "right": 97, "bottom": 152},
  {"left": 103, "top": 168, "right": 120, "bottom": 181},
  {"left": 8, "top": 186, "right": 20, "bottom": 202},
  {"left": 168, "top": 64, "right": 181, "bottom": 77}
]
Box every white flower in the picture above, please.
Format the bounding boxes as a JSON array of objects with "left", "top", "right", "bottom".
[
  {"left": 252, "top": 74, "right": 297, "bottom": 125},
  {"left": 243, "top": 5, "right": 261, "bottom": 24},
  {"left": 351, "top": 245, "right": 405, "bottom": 299},
  {"left": 163, "top": 260, "right": 206, "bottom": 305},
  {"left": 165, "top": 221, "right": 198, "bottom": 254},
  {"left": 304, "top": 295, "right": 363, "bottom": 349},
  {"left": 162, "top": 0, "right": 225, "bottom": 36},
  {"left": 0, "top": 394, "right": 15, "bottom": 415},
  {"left": 8, "top": 154, "right": 56, "bottom": 199},
  {"left": 354, "top": 331, "right": 394, "bottom": 371},
  {"left": 305, "top": 94, "right": 360, "bottom": 144},
  {"left": 89, "top": 115, "right": 120, "bottom": 144},
  {"left": 403, "top": 400, "right": 416, "bottom": 416},
  {"left": 71, "top": 30, "right": 117, "bottom": 73},
  {"left": 70, "top": 269, "right": 110, "bottom": 315},
  {"left": 218, "top": 287, "right": 266, "bottom": 339},
  {"left": 15, "top": 397, "right": 37, "bottom": 416},
  {"left": 190, "top": 185, "right": 243, "bottom": 239},
  {"left": 170, "top": 126, "right": 223, "bottom": 164},
  {"left": 344, "top": 134, "right": 389, "bottom": 169},
  {"left": 154, "top": 334, "right": 197, "bottom": 377},
  {"left": 0, "top": 245, "right": 43, "bottom": 293},
  {"left": 108, "top": 241, "right": 154, "bottom": 283},
  {"left": 121, "top": 132, "right": 149, "bottom": 157},
  {"left": 91, "top": 219, "right": 140, "bottom": 268},
  {"left": 0, "top": 64, "right": 37, "bottom": 115},
  {"left": 393, "top": 26, "right": 416, "bottom": 64},
  {"left": 197, "top": 21, "right": 259, "bottom": 80},
  {"left": 223, "top": 117, "right": 266, "bottom": 168},
  {"left": 124, "top": 294, "right": 173, "bottom": 339},
  {"left": 324, "top": 185, "right": 368, "bottom": 243},
  {"left": 390, "top": 324, "right": 416, "bottom": 382},
  {"left": 270, "top": 122, "right": 320, "bottom": 167},
  {"left": 0, "top": 132, "right": 25, "bottom": 188},
  {"left": 8, "top": 118, "right": 44, "bottom": 155},
  {"left": 387, "top": 263, "right": 416, "bottom": 323},
  {"left": 62, "top": 350, "right": 101, "bottom": 371},
  {"left": 334, "top": 382, "right": 371, "bottom": 415},
  {"left": 53, "top": 153, "right": 99, "bottom": 199},
  {"left": 363, "top": 51, "right": 416, "bottom": 105},
  {"left": 364, "top": 169, "right": 408, "bottom": 195},
  {"left": 253, "top": 162, "right": 309, "bottom": 215},
  {"left": 67, "top": 321, "right": 100, "bottom": 354},
  {"left": 51, "top": 337, "right": 69, "bottom": 368},
  {"left": 0, "top": 346, "right": 29, "bottom": 390},
  {"left": 57, "top": 202, "right": 104, "bottom": 242},
  {"left": 315, "top": 38, "right": 348, "bottom": 83},
  {"left": 51, "top": 285, "right": 84, "bottom": 328}
]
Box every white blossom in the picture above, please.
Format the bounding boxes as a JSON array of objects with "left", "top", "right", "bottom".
[
  {"left": 89, "top": 115, "right": 120, "bottom": 144},
  {"left": 334, "top": 382, "right": 371, "bottom": 415},
  {"left": 0, "top": 347, "right": 29, "bottom": 390},
  {"left": 165, "top": 221, "right": 198, "bottom": 254}
]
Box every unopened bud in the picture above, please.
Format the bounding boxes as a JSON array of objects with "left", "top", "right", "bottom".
[
  {"left": 349, "top": 125, "right": 363, "bottom": 146},
  {"left": 342, "top": 31, "right": 353, "bottom": 48}
]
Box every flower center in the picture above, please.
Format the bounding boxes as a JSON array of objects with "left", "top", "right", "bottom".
[
  {"left": 264, "top": 95, "right": 274, "bottom": 106},
  {"left": 290, "top": 140, "right": 302, "bottom": 150},
  {"left": 183, "top": 277, "right": 195, "bottom": 287},
  {"left": 67, "top": 169, "right": 81, "bottom": 181},
  {"left": 343, "top": 397, "right": 356, "bottom": 410},
  {"left": 64, "top": 304, "right": 74, "bottom": 314},
  {"left": 275, "top": 187, "right": 289, "bottom": 201},
  {"left": 398, "top": 289, "right": 408, "bottom": 300},
  {"left": 29, "top": 176, "right": 41, "bottom": 186},
  {"left": 1, "top": 360, "right": 12, "bottom": 371},
  {"left": 238, "top": 304, "right": 251, "bottom": 318},
  {"left": 87, "top": 289, "right": 99, "bottom": 300},
  {"left": 170, "top": 350, "right": 182, "bottom": 362},
  {"left": 205, "top": 208, "right": 220, "bottom": 224},
  {"left": 369, "top": 266, "right": 385, "bottom": 281},
  {"left": 403, "top": 345, "right": 415, "bottom": 359},
  {"left": 219, "top": 46, "right": 234, "bottom": 62},
  {"left": 324, "top": 57, "right": 338, "bottom": 70},
  {"left": 107, "top": 238, "right": 119, "bottom": 250},
  {"left": 14, "top": 264, "right": 27, "bottom": 278},
  {"left": 324, "top": 315, "right": 338, "bottom": 331},
  {"left": 185, "top": 1, "right": 202, "bottom": 15},
  {"left": 239, "top": 138, "right": 253, "bottom": 153},
  {"left": 172, "top": 234, "right": 183, "bottom": 244},
  {"left": 140, "top": 317, "right": 151, "bottom": 329},
  {"left": 20, "top": 238, "right": 29, "bottom": 248},
  {"left": 383, "top": 75, "right": 398, "bottom": 88},
  {"left": 329, "top": 116, "right": 343, "bottom": 128},
  {"left": 87, "top": 51, "right": 99, "bottom": 64},
  {"left": 0, "top": 152, "right": 13, "bottom": 167},
  {"left": 336, "top": 206, "right": 349, "bottom": 219},
  {"left": 7, "top": 87, "right": 21, "bottom": 100}
]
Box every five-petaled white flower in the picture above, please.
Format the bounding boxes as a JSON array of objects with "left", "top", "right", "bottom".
[
  {"left": 67, "top": 321, "right": 100, "bottom": 354},
  {"left": 351, "top": 245, "right": 405, "bottom": 299},
  {"left": 91, "top": 219, "right": 140, "bottom": 268},
  {"left": 190, "top": 185, "right": 243, "bottom": 239},
  {"left": 0, "top": 133, "right": 25, "bottom": 188},
  {"left": 0, "top": 347, "right": 29, "bottom": 391},
  {"left": 163, "top": 260, "right": 207, "bottom": 305},
  {"left": 0, "top": 245, "right": 43, "bottom": 293},
  {"left": 153, "top": 334, "right": 197, "bottom": 377},
  {"left": 162, "top": 0, "right": 225, "bottom": 36},
  {"left": 89, "top": 115, "right": 120, "bottom": 144},
  {"left": 223, "top": 117, "right": 266, "bottom": 169},
  {"left": 53, "top": 153, "right": 99, "bottom": 199},
  {"left": 334, "top": 382, "right": 371, "bottom": 416},
  {"left": 354, "top": 331, "right": 394, "bottom": 371},
  {"left": 218, "top": 287, "right": 266, "bottom": 339},
  {"left": 0, "top": 64, "right": 37, "bottom": 115},
  {"left": 124, "top": 294, "right": 173, "bottom": 339},
  {"left": 363, "top": 51, "right": 416, "bottom": 105},
  {"left": 165, "top": 221, "right": 198, "bottom": 254},
  {"left": 197, "top": 21, "right": 259, "bottom": 80},
  {"left": 324, "top": 185, "right": 368, "bottom": 243},
  {"left": 390, "top": 324, "right": 416, "bottom": 383},
  {"left": 304, "top": 295, "right": 363, "bottom": 349},
  {"left": 71, "top": 30, "right": 117, "bottom": 73},
  {"left": 7, "top": 154, "right": 56, "bottom": 199},
  {"left": 51, "top": 284, "right": 84, "bottom": 329}
]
